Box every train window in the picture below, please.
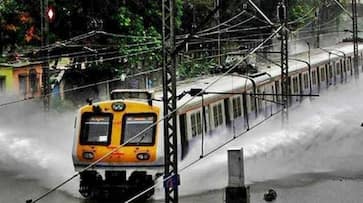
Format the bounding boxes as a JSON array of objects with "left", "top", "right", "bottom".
[
  {"left": 121, "top": 113, "right": 157, "bottom": 146},
  {"left": 190, "top": 111, "right": 202, "bottom": 137},
  {"left": 328, "top": 65, "right": 333, "bottom": 79},
  {"left": 232, "top": 96, "right": 242, "bottom": 119},
  {"left": 320, "top": 68, "right": 325, "bottom": 81},
  {"left": 213, "top": 103, "right": 224, "bottom": 128},
  {"left": 312, "top": 70, "right": 317, "bottom": 85},
  {"left": 80, "top": 113, "right": 113, "bottom": 145},
  {"left": 303, "top": 74, "right": 309, "bottom": 89}
]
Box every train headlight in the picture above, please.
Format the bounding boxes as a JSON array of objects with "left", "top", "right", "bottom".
[
  {"left": 136, "top": 153, "right": 150, "bottom": 160},
  {"left": 82, "top": 152, "right": 94, "bottom": 160},
  {"left": 112, "top": 102, "right": 126, "bottom": 111}
]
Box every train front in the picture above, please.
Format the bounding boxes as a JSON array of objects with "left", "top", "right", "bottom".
[{"left": 72, "top": 94, "right": 162, "bottom": 200}]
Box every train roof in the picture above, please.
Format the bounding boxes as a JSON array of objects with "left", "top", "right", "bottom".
[{"left": 153, "top": 42, "right": 363, "bottom": 113}]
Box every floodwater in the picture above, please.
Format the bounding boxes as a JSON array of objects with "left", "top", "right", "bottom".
[{"left": 1, "top": 74, "right": 363, "bottom": 203}]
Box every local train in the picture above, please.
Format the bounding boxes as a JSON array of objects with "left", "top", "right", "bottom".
[{"left": 72, "top": 42, "right": 363, "bottom": 200}]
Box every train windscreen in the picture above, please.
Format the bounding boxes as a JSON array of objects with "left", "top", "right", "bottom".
[
  {"left": 80, "top": 113, "right": 113, "bottom": 145},
  {"left": 121, "top": 114, "right": 156, "bottom": 146}
]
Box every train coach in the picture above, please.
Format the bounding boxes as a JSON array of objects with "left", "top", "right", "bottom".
[{"left": 72, "top": 42, "right": 363, "bottom": 200}]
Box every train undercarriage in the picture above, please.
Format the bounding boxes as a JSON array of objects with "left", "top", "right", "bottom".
[{"left": 79, "top": 170, "right": 154, "bottom": 201}]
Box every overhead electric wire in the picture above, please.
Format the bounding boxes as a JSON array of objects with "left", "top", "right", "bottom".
[
  {"left": 122, "top": 25, "right": 284, "bottom": 203},
  {"left": 24, "top": 46, "right": 162, "bottom": 67},
  {"left": 25, "top": 2, "right": 344, "bottom": 201},
  {"left": 330, "top": 0, "right": 352, "bottom": 18},
  {"left": 0, "top": 68, "right": 162, "bottom": 109},
  {"left": 197, "top": 10, "right": 247, "bottom": 34},
  {"left": 36, "top": 30, "right": 160, "bottom": 52},
  {"left": 26, "top": 24, "right": 283, "bottom": 203},
  {"left": 247, "top": 0, "right": 274, "bottom": 25},
  {"left": 288, "top": 6, "right": 317, "bottom": 25}
]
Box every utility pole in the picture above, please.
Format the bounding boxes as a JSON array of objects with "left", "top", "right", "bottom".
[
  {"left": 41, "top": 0, "right": 50, "bottom": 111},
  {"left": 315, "top": 8, "right": 320, "bottom": 48},
  {"left": 215, "top": 0, "right": 221, "bottom": 65},
  {"left": 352, "top": 0, "right": 359, "bottom": 75},
  {"left": 278, "top": 0, "right": 289, "bottom": 116},
  {"left": 162, "top": 0, "right": 179, "bottom": 203}
]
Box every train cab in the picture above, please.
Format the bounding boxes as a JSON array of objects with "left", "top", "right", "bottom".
[{"left": 72, "top": 90, "right": 162, "bottom": 200}]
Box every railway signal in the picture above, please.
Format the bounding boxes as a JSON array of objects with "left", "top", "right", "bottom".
[{"left": 46, "top": 6, "right": 55, "bottom": 22}]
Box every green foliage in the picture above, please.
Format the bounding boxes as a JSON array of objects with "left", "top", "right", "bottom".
[
  {"left": 289, "top": 0, "right": 321, "bottom": 27},
  {"left": 178, "top": 58, "right": 215, "bottom": 79}
]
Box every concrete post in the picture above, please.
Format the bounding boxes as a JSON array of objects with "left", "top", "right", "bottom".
[{"left": 225, "top": 148, "right": 249, "bottom": 203}]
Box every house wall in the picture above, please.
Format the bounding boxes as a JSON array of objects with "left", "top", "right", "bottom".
[
  {"left": 12, "top": 64, "right": 43, "bottom": 98},
  {"left": 0, "top": 63, "right": 43, "bottom": 98},
  {"left": 0, "top": 67, "right": 14, "bottom": 93}
]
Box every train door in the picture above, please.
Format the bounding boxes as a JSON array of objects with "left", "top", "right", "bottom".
[
  {"left": 274, "top": 80, "right": 281, "bottom": 106},
  {"left": 311, "top": 68, "right": 318, "bottom": 92},
  {"left": 319, "top": 65, "right": 327, "bottom": 89},
  {"left": 264, "top": 83, "right": 274, "bottom": 117},
  {"left": 327, "top": 63, "right": 333, "bottom": 86},
  {"left": 256, "top": 86, "right": 264, "bottom": 115},
  {"left": 231, "top": 95, "right": 244, "bottom": 130},
  {"left": 224, "top": 98, "right": 231, "bottom": 127},
  {"left": 336, "top": 61, "right": 342, "bottom": 84},
  {"left": 347, "top": 56, "right": 352, "bottom": 77},
  {"left": 298, "top": 73, "right": 303, "bottom": 102},
  {"left": 179, "top": 113, "right": 189, "bottom": 159},
  {"left": 301, "top": 72, "right": 309, "bottom": 95},
  {"left": 291, "top": 76, "right": 299, "bottom": 102},
  {"left": 247, "top": 90, "right": 257, "bottom": 118}
]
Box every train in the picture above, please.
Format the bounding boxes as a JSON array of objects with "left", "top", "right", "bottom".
[{"left": 72, "top": 42, "right": 363, "bottom": 200}]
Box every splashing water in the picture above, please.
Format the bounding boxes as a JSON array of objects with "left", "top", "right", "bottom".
[{"left": 168, "top": 78, "right": 363, "bottom": 198}]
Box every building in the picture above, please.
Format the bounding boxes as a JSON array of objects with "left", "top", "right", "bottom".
[{"left": 0, "top": 62, "right": 43, "bottom": 99}]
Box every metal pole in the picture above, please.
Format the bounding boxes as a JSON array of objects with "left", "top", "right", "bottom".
[
  {"left": 41, "top": 0, "right": 50, "bottom": 111},
  {"left": 201, "top": 95, "right": 205, "bottom": 158},
  {"left": 306, "top": 42, "right": 312, "bottom": 95},
  {"left": 352, "top": 0, "right": 359, "bottom": 75},
  {"left": 278, "top": 0, "right": 289, "bottom": 119},
  {"left": 162, "top": 0, "right": 179, "bottom": 202},
  {"left": 215, "top": 0, "right": 221, "bottom": 65}
]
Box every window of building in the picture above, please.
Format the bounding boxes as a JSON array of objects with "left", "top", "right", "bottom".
[
  {"left": 190, "top": 111, "right": 202, "bottom": 137},
  {"left": 232, "top": 96, "right": 242, "bottom": 119},
  {"left": 213, "top": 103, "right": 223, "bottom": 128}
]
